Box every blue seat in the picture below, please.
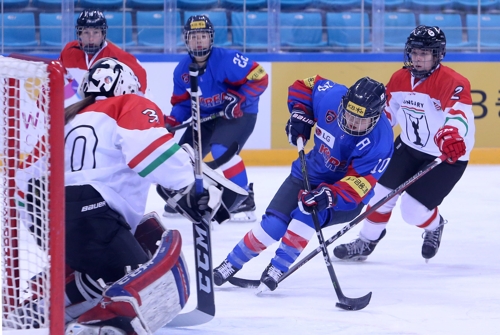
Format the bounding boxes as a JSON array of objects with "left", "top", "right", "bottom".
[
  {"left": 365, "top": 0, "right": 407, "bottom": 9},
  {"left": 326, "top": 12, "right": 371, "bottom": 49},
  {"left": 231, "top": 11, "right": 268, "bottom": 48},
  {"left": 385, "top": 12, "right": 416, "bottom": 47},
  {"left": 409, "top": 0, "right": 454, "bottom": 10},
  {"left": 280, "top": 0, "right": 313, "bottom": 10},
  {"left": 177, "top": 0, "right": 218, "bottom": 10},
  {"left": 137, "top": 11, "right": 166, "bottom": 47},
  {"left": 221, "top": 0, "right": 267, "bottom": 10},
  {"left": 466, "top": 14, "right": 500, "bottom": 48},
  {"left": 455, "top": 0, "right": 499, "bottom": 12},
  {"left": 418, "top": 14, "right": 466, "bottom": 48},
  {"left": 32, "top": 0, "right": 78, "bottom": 8},
  {"left": 0, "top": 13, "right": 37, "bottom": 47},
  {"left": 281, "top": 12, "right": 326, "bottom": 48},
  {"left": 105, "top": 12, "right": 134, "bottom": 46},
  {"left": 316, "top": 0, "right": 361, "bottom": 10},
  {"left": 184, "top": 11, "right": 231, "bottom": 47},
  {"left": 1, "top": 0, "right": 30, "bottom": 9},
  {"left": 80, "top": 0, "right": 124, "bottom": 9},
  {"left": 128, "top": 0, "right": 163, "bottom": 10},
  {"left": 39, "top": 13, "right": 67, "bottom": 47},
  {"left": 137, "top": 11, "right": 182, "bottom": 48}
]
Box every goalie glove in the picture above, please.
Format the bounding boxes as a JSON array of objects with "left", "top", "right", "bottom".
[
  {"left": 157, "top": 183, "right": 222, "bottom": 224},
  {"left": 298, "top": 183, "right": 337, "bottom": 214}
]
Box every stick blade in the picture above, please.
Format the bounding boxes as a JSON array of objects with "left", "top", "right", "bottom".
[
  {"left": 228, "top": 276, "right": 260, "bottom": 289},
  {"left": 335, "top": 291, "right": 372, "bottom": 311},
  {"left": 164, "top": 308, "right": 214, "bottom": 327}
]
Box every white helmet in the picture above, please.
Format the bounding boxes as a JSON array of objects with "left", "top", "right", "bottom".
[{"left": 78, "top": 57, "right": 141, "bottom": 98}]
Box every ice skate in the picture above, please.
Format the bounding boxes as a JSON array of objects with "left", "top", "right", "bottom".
[
  {"left": 229, "top": 183, "right": 256, "bottom": 222},
  {"left": 257, "top": 263, "right": 284, "bottom": 293},
  {"left": 333, "top": 229, "right": 386, "bottom": 261},
  {"left": 65, "top": 322, "right": 126, "bottom": 335},
  {"left": 213, "top": 259, "right": 240, "bottom": 286},
  {"left": 422, "top": 216, "right": 446, "bottom": 262}
]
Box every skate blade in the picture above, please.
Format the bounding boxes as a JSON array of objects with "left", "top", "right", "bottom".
[
  {"left": 255, "top": 283, "right": 269, "bottom": 295},
  {"left": 228, "top": 211, "right": 257, "bottom": 223}
]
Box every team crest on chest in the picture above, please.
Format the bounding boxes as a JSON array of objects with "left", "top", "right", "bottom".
[{"left": 325, "top": 109, "right": 337, "bottom": 123}]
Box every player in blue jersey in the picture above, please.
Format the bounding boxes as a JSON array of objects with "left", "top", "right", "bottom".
[
  {"left": 213, "top": 76, "right": 394, "bottom": 292},
  {"left": 162, "top": 14, "right": 269, "bottom": 222}
]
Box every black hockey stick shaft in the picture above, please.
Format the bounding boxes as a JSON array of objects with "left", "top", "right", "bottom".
[
  {"left": 168, "top": 111, "right": 225, "bottom": 132},
  {"left": 297, "top": 137, "right": 371, "bottom": 311},
  {"left": 228, "top": 152, "right": 447, "bottom": 291},
  {"left": 188, "top": 63, "right": 215, "bottom": 316}
]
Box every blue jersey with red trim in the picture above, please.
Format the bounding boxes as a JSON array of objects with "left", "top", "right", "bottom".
[
  {"left": 288, "top": 76, "right": 394, "bottom": 211},
  {"left": 170, "top": 47, "right": 268, "bottom": 122}
]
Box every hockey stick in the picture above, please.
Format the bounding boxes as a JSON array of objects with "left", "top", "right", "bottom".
[
  {"left": 166, "top": 63, "right": 215, "bottom": 327},
  {"left": 205, "top": 141, "right": 239, "bottom": 169},
  {"left": 295, "top": 137, "right": 371, "bottom": 311},
  {"left": 168, "top": 111, "right": 225, "bottom": 132},
  {"left": 228, "top": 153, "right": 447, "bottom": 290}
]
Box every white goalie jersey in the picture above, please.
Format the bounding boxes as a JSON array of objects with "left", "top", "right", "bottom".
[{"left": 64, "top": 94, "right": 194, "bottom": 231}]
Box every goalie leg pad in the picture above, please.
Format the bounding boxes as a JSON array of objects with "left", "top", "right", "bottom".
[{"left": 75, "top": 230, "right": 190, "bottom": 334}]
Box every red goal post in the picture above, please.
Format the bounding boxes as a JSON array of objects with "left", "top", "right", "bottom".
[{"left": 1, "top": 55, "right": 65, "bottom": 335}]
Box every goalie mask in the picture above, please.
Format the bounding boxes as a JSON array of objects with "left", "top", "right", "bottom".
[
  {"left": 404, "top": 25, "right": 446, "bottom": 79},
  {"left": 76, "top": 10, "right": 107, "bottom": 55},
  {"left": 338, "top": 77, "right": 386, "bottom": 136},
  {"left": 184, "top": 15, "right": 214, "bottom": 58},
  {"left": 79, "top": 58, "right": 141, "bottom": 98}
]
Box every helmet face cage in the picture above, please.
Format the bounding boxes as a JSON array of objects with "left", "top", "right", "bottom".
[
  {"left": 183, "top": 15, "right": 214, "bottom": 57},
  {"left": 404, "top": 25, "right": 446, "bottom": 78},
  {"left": 338, "top": 77, "right": 386, "bottom": 136},
  {"left": 79, "top": 58, "right": 140, "bottom": 98},
  {"left": 76, "top": 10, "right": 108, "bottom": 54}
]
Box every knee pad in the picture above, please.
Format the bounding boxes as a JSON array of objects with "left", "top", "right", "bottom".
[{"left": 400, "top": 193, "right": 434, "bottom": 226}]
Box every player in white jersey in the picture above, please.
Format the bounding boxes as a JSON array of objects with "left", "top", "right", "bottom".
[
  {"left": 334, "top": 25, "right": 475, "bottom": 262},
  {"left": 11, "top": 58, "right": 240, "bottom": 334}
]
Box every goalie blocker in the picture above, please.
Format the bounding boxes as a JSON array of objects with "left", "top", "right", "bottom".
[{"left": 65, "top": 213, "right": 190, "bottom": 335}]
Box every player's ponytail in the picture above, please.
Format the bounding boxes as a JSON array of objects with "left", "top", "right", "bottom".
[{"left": 64, "top": 95, "right": 96, "bottom": 124}]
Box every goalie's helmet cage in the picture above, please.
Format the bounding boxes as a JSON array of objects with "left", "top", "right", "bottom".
[
  {"left": 404, "top": 25, "right": 447, "bottom": 79},
  {"left": 183, "top": 15, "right": 215, "bottom": 58},
  {"left": 338, "top": 77, "right": 386, "bottom": 136},
  {"left": 76, "top": 10, "right": 108, "bottom": 55},
  {"left": 79, "top": 57, "right": 141, "bottom": 98}
]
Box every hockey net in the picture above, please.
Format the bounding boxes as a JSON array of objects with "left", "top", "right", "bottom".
[{"left": 1, "top": 56, "right": 65, "bottom": 335}]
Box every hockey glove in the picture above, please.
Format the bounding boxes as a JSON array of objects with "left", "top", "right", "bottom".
[
  {"left": 156, "top": 184, "right": 217, "bottom": 223},
  {"left": 286, "top": 107, "right": 315, "bottom": 147},
  {"left": 164, "top": 115, "right": 180, "bottom": 133},
  {"left": 298, "top": 183, "right": 337, "bottom": 214},
  {"left": 223, "top": 90, "right": 244, "bottom": 119},
  {"left": 434, "top": 125, "right": 466, "bottom": 164}
]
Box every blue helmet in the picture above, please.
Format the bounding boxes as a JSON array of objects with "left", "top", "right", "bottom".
[
  {"left": 183, "top": 15, "right": 214, "bottom": 58},
  {"left": 338, "top": 77, "right": 386, "bottom": 136}
]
